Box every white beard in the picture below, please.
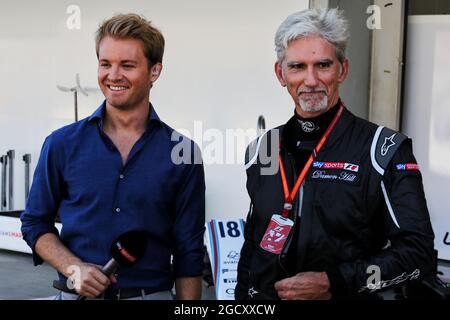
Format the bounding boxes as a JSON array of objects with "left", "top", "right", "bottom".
[{"left": 299, "top": 93, "right": 328, "bottom": 113}]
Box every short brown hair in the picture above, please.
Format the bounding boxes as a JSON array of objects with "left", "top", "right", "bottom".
[{"left": 95, "top": 13, "right": 165, "bottom": 68}]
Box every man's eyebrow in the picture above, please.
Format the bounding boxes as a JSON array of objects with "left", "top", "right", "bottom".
[
  {"left": 317, "top": 59, "right": 334, "bottom": 64},
  {"left": 285, "top": 59, "right": 335, "bottom": 67},
  {"left": 286, "top": 61, "right": 304, "bottom": 67},
  {"left": 98, "top": 59, "right": 138, "bottom": 64}
]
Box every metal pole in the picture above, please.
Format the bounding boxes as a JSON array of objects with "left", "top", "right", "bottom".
[
  {"left": 7, "top": 150, "right": 14, "bottom": 210},
  {"left": 257, "top": 115, "right": 266, "bottom": 137},
  {"left": 23, "top": 154, "right": 31, "bottom": 203},
  {"left": 1, "top": 155, "right": 7, "bottom": 211},
  {"left": 74, "top": 90, "right": 78, "bottom": 122}
]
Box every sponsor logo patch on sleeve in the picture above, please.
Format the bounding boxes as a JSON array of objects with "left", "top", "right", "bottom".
[{"left": 395, "top": 163, "right": 420, "bottom": 171}]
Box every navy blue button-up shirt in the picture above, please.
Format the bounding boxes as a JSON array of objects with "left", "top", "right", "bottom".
[{"left": 21, "top": 102, "right": 205, "bottom": 291}]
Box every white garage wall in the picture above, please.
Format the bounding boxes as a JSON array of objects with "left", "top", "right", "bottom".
[
  {"left": 0, "top": 0, "right": 308, "bottom": 219},
  {"left": 402, "top": 15, "right": 450, "bottom": 260}
]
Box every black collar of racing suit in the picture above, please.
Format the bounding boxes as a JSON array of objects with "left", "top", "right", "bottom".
[
  {"left": 281, "top": 101, "right": 354, "bottom": 157},
  {"left": 282, "top": 99, "right": 341, "bottom": 172}
]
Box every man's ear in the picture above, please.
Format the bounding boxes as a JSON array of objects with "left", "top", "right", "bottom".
[
  {"left": 275, "top": 62, "right": 287, "bottom": 87},
  {"left": 150, "top": 63, "right": 163, "bottom": 82},
  {"left": 338, "top": 59, "right": 349, "bottom": 83}
]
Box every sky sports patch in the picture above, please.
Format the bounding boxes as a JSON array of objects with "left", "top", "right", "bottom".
[
  {"left": 395, "top": 163, "right": 420, "bottom": 171},
  {"left": 312, "top": 161, "right": 359, "bottom": 172}
]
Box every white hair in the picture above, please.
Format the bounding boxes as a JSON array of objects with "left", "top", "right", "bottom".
[{"left": 275, "top": 8, "right": 350, "bottom": 65}]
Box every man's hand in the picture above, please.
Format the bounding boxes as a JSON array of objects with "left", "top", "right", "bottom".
[
  {"left": 274, "top": 271, "right": 331, "bottom": 300},
  {"left": 69, "top": 263, "right": 117, "bottom": 298},
  {"left": 35, "top": 233, "right": 117, "bottom": 298}
]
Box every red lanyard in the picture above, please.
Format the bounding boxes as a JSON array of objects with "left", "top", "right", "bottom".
[{"left": 279, "top": 104, "right": 344, "bottom": 218}]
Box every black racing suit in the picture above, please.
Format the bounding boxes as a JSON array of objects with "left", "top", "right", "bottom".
[{"left": 235, "top": 106, "right": 435, "bottom": 299}]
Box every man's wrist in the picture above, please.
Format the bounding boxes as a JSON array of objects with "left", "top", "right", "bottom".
[
  {"left": 60, "top": 257, "right": 83, "bottom": 278},
  {"left": 320, "top": 271, "right": 331, "bottom": 292}
]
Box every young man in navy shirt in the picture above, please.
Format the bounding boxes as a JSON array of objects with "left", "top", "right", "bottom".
[{"left": 21, "top": 14, "right": 205, "bottom": 300}]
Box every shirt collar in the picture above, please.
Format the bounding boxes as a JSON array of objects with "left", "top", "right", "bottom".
[{"left": 88, "top": 101, "right": 162, "bottom": 129}]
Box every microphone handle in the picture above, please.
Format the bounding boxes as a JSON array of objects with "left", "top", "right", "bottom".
[
  {"left": 76, "top": 259, "right": 119, "bottom": 300},
  {"left": 102, "top": 258, "right": 119, "bottom": 275}
]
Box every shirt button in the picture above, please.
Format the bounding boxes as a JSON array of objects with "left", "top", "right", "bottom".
[
  {"left": 115, "top": 207, "right": 121, "bottom": 213},
  {"left": 119, "top": 174, "right": 124, "bottom": 179}
]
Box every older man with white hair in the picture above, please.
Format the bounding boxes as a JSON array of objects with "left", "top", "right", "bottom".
[{"left": 236, "top": 8, "right": 435, "bottom": 300}]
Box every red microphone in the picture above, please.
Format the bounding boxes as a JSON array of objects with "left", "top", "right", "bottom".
[{"left": 76, "top": 230, "right": 148, "bottom": 300}]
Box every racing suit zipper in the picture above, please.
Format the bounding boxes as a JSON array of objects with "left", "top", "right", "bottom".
[{"left": 278, "top": 151, "right": 299, "bottom": 276}]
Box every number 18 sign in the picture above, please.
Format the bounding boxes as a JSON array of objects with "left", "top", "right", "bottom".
[{"left": 205, "top": 219, "right": 245, "bottom": 300}]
